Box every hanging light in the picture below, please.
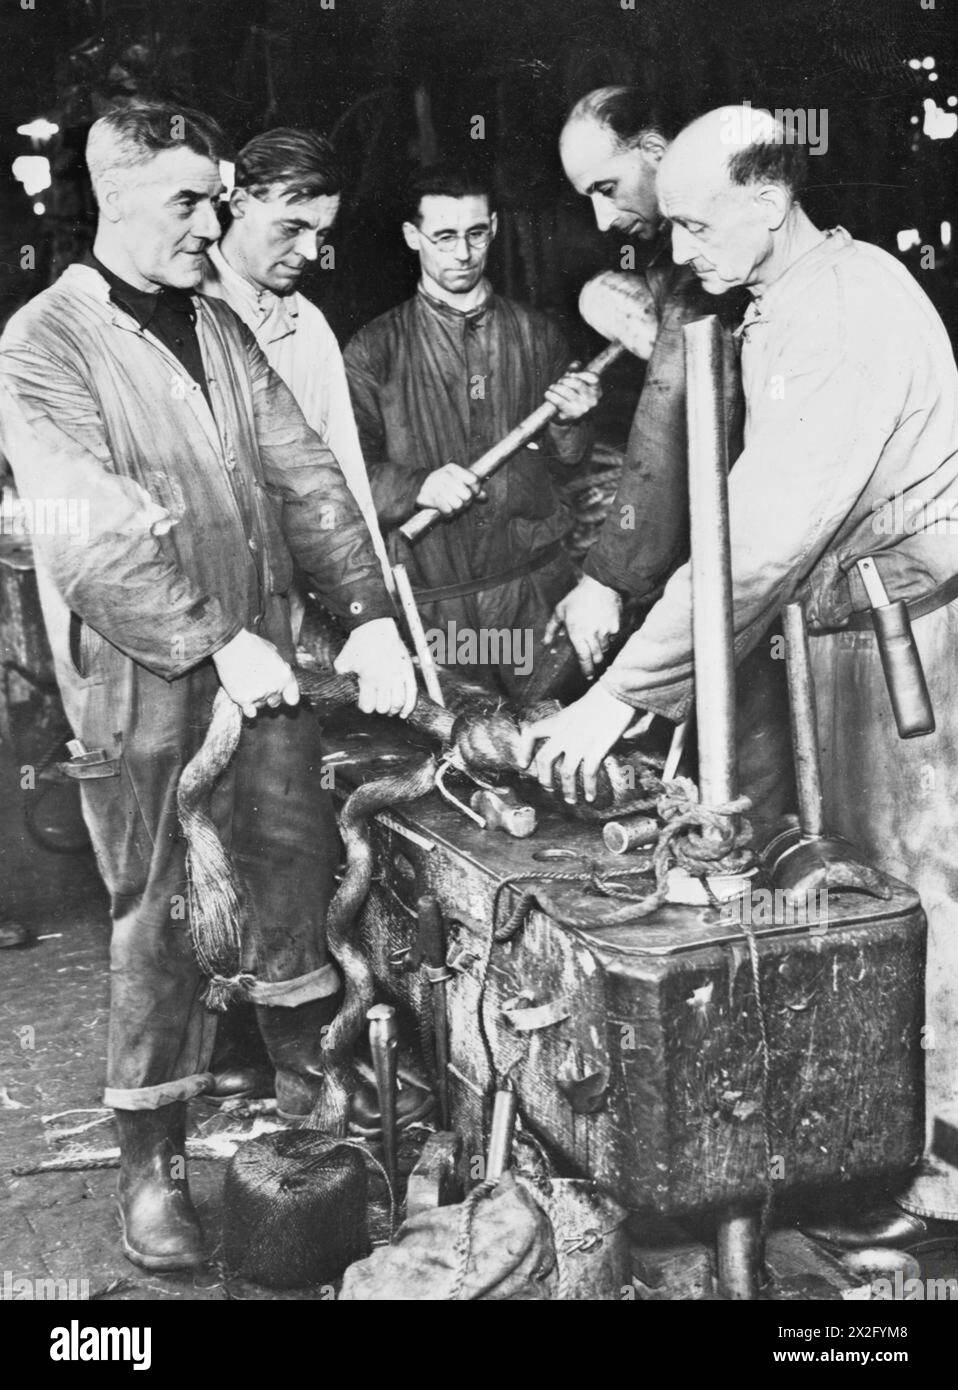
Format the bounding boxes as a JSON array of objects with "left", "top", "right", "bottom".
[
  {"left": 922, "top": 98, "right": 957, "bottom": 140},
  {"left": 12, "top": 154, "right": 51, "bottom": 196},
  {"left": 16, "top": 117, "right": 59, "bottom": 143}
]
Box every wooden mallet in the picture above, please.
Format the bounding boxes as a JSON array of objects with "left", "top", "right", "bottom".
[{"left": 398, "top": 271, "right": 659, "bottom": 545}]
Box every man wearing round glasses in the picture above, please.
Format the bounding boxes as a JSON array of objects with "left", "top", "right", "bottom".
[{"left": 344, "top": 162, "right": 601, "bottom": 697}]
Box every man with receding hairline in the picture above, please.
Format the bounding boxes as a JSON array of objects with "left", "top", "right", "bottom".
[
  {"left": 555, "top": 87, "right": 792, "bottom": 840},
  {"left": 555, "top": 86, "right": 715, "bottom": 670},
  {"left": 523, "top": 104, "right": 958, "bottom": 1249}
]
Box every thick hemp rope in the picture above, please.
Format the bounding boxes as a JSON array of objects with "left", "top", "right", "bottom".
[
  {"left": 177, "top": 676, "right": 667, "bottom": 1010},
  {"left": 177, "top": 675, "right": 454, "bottom": 1011},
  {"left": 307, "top": 756, "right": 438, "bottom": 1136},
  {"left": 178, "top": 673, "right": 758, "bottom": 1142}
]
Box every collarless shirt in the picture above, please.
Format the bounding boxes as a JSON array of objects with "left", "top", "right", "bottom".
[
  {"left": 86, "top": 252, "right": 212, "bottom": 410},
  {"left": 344, "top": 285, "right": 592, "bottom": 593}
]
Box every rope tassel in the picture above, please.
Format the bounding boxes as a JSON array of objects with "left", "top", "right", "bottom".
[{"left": 177, "top": 690, "right": 247, "bottom": 1010}]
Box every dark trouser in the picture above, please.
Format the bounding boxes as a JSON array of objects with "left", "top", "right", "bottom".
[
  {"left": 810, "top": 600, "right": 958, "bottom": 1218},
  {"left": 417, "top": 549, "right": 577, "bottom": 700},
  {"left": 733, "top": 631, "right": 795, "bottom": 847},
  {"left": 74, "top": 654, "right": 340, "bottom": 1110}
]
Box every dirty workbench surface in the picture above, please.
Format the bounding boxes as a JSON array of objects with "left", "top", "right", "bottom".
[{"left": 319, "top": 709, "right": 921, "bottom": 958}]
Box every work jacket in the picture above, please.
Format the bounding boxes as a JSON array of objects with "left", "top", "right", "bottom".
[
  {"left": 583, "top": 257, "right": 745, "bottom": 599},
  {"left": 602, "top": 229, "right": 958, "bottom": 718},
  {"left": 344, "top": 286, "right": 591, "bottom": 596},
  {"left": 0, "top": 263, "right": 392, "bottom": 719},
  {"left": 201, "top": 243, "right": 392, "bottom": 586}
]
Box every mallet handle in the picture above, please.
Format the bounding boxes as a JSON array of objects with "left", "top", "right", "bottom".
[
  {"left": 393, "top": 563, "right": 446, "bottom": 707},
  {"left": 399, "top": 342, "right": 625, "bottom": 544}
]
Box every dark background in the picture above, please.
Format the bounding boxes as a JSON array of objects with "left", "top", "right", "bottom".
[{"left": 0, "top": 0, "right": 955, "bottom": 348}]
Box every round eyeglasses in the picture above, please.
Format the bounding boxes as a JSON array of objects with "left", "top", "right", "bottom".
[{"left": 417, "top": 226, "right": 494, "bottom": 253}]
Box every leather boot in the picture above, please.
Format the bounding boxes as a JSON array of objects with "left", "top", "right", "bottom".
[
  {"left": 115, "top": 1104, "right": 206, "bottom": 1272},
  {"left": 254, "top": 997, "right": 338, "bottom": 1118},
  {"left": 803, "top": 1202, "right": 958, "bottom": 1254},
  {"left": 205, "top": 1001, "right": 274, "bottom": 1103},
  {"left": 255, "top": 998, "right": 434, "bottom": 1133}
]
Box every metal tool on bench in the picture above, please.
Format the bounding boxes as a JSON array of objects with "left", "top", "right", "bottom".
[
  {"left": 485, "top": 1088, "right": 520, "bottom": 1182},
  {"left": 856, "top": 556, "right": 935, "bottom": 739},
  {"left": 469, "top": 785, "right": 537, "bottom": 838},
  {"left": 398, "top": 271, "right": 658, "bottom": 544},
  {"left": 392, "top": 562, "right": 446, "bottom": 708},
  {"left": 762, "top": 602, "right": 894, "bottom": 904},
  {"left": 602, "top": 815, "right": 658, "bottom": 856},
  {"left": 367, "top": 1003, "right": 399, "bottom": 1194}
]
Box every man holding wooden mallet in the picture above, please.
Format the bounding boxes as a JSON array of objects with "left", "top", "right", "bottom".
[
  {"left": 551, "top": 86, "right": 793, "bottom": 842},
  {"left": 522, "top": 105, "right": 958, "bottom": 1250},
  {"left": 344, "top": 161, "right": 601, "bottom": 697}
]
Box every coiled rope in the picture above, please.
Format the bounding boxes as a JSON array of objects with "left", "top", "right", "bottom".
[
  {"left": 177, "top": 674, "right": 453, "bottom": 1012},
  {"left": 178, "top": 672, "right": 758, "bottom": 1144}
]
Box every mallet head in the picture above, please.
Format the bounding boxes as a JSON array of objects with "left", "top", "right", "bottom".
[{"left": 578, "top": 271, "right": 658, "bottom": 360}]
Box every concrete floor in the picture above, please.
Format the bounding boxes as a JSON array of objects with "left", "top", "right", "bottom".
[{"left": 0, "top": 735, "right": 376, "bottom": 1301}]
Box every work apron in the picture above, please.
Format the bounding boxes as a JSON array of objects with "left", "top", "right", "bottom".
[{"left": 809, "top": 596, "right": 958, "bottom": 1218}]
